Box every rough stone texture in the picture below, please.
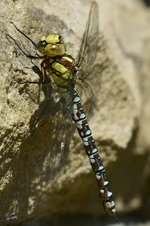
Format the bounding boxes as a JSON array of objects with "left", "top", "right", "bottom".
[{"left": 0, "top": 0, "right": 150, "bottom": 225}]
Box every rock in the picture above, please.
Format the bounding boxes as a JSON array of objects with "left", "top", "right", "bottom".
[{"left": 0, "top": 0, "right": 149, "bottom": 224}]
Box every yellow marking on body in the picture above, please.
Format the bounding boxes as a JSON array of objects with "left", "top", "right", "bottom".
[
  {"left": 63, "top": 56, "right": 73, "bottom": 63},
  {"left": 52, "top": 62, "right": 68, "bottom": 74},
  {"left": 45, "top": 34, "right": 60, "bottom": 43},
  {"left": 61, "top": 71, "right": 71, "bottom": 79},
  {"left": 51, "top": 73, "right": 69, "bottom": 87},
  {"left": 45, "top": 43, "right": 65, "bottom": 56},
  {"left": 51, "top": 62, "right": 72, "bottom": 80}
]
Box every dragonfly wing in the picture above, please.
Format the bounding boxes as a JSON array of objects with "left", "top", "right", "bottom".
[
  {"left": 75, "top": 2, "right": 101, "bottom": 107},
  {"left": 77, "top": 1, "right": 99, "bottom": 72}
]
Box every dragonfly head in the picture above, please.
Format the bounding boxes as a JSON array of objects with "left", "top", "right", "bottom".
[{"left": 37, "top": 34, "right": 66, "bottom": 57}]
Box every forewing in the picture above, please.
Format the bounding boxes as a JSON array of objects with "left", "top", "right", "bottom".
[
  {"left": 77, "top": 1, "right": 99, "bottom": 75},
  {"left": 76, "top": 2, "right": 100, "bottom": 108}
]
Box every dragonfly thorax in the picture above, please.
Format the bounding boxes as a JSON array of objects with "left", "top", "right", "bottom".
[
  {"left": 37, "top": 34, "right": 66, "bottom": 57},
  {"left": 38, "top": 34, "right": 77, "bottom": 89},
  {"left": 50, "top": 54, "right": 76, "bottom": 88}
]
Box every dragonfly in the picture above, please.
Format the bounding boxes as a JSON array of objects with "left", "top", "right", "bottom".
[{"left": 5, "top": 1, "right": 116, "bottom": 222}]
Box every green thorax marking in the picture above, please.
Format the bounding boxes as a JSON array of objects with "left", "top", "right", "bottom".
[{"left": 50, "top": 54, "right": 76, "bottom": 88}]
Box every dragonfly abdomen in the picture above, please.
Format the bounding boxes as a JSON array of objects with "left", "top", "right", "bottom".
[{"left": 72, "top": 90, "right": 116, "bottom": 215}]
